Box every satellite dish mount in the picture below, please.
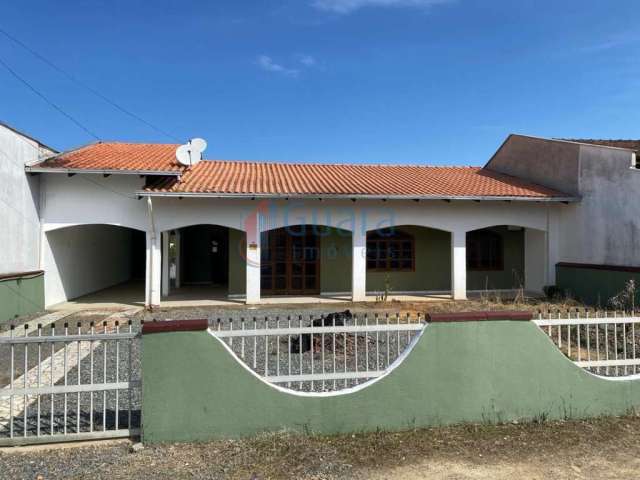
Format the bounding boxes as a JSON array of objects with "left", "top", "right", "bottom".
[{"left": 176, "top": 138, "right": 207, "bottom": 167}]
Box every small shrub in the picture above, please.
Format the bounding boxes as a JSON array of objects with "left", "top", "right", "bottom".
[
  {"left": 608, "top": 279, "right": 637, "bottom": 313},
  {"left": 543, "top": 285, "right": 564, "bottom": 300},
  {"left": 375, "top": 273, "right": 392, "bottom": 302}
]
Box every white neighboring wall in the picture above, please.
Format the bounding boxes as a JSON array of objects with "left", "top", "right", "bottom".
[
  {"left": 557, "top": 145, "right": 640, "bottom": 267},
  {"left": 0, "top": 123, "right": 54, "bottom": 275}
]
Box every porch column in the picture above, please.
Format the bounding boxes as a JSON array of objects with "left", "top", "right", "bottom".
[
  {"left": 161, "top": 231, "right": 170, "bottom": 297},
  {"left": 451, "top": 229, "right": 467, "bottom": 300},
  {"left": 245, "top": 230, "right": 261, "bottom": 304},
  {"left": 174, "top": 229, "right": 181, "bottom": 289},
  {"left": 145, "top": 231, "right": 161, "bottom": 308},
  {"left": 352, "top": 227, "right": 367, "bottom": 302}
]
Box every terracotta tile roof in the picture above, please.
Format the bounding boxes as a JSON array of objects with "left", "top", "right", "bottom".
[
  {"left": 144, "top": 160, "right": 572, "bottom": 199},
  {"left": 28, "top": 141, "right": 573, "bottom": 199},
  {"left": 564, "top": 139, "right": 640, "bottom": 152},
  {"left": 29, "top": 142, "right": 183, "bottom": 173}
]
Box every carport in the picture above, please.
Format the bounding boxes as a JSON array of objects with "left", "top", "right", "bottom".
[{"left": 43, "top": 224, "right": 146, "bottom": 308}]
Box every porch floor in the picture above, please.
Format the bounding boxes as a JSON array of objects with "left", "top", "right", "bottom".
[{"left": 49, "top": 281, "right": 458, "bottom": 311}]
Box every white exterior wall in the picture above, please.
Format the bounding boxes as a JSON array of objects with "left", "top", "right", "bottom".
[
  {"left": 557, "top": 146, "right": 640, "bottom": 267},
  {"left": 41, "top": 175, "right": 560, "bottom": 237},
  {"left": 40, "top": 174, "right": 149, "bottom": 232},
  {"left": 0, "top": 125, "right": 54, "bottom": 274},
  {"left": 43, "top": 224, "right": 134, "bottom": 306}
]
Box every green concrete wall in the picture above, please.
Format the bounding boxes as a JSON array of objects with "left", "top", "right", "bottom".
[
  {"left": 0, "top": 274, "right": 44, "bottom": 324},
  {"left": 228, "top": 229, "right": 246, "bottom": 295},
  {"left": 557, "top": 265, "right": 640, "bottom": 308},
  {"left": 320, "top": 228, "right": 352, "bottom": 292},
  {"left": 142, "top": 320, "right": 640, "bottom": 443},
  {"left": 467, "top": 227, "right": 524, "bottom": 291}
]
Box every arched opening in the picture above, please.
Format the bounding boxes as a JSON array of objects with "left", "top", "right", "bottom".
[
  {"left": 260, "top": 225, "right": 351, "bottom": 296},
  {"left": 365, "top": 225, "right": 452, "bottom": 295},
  {"left": 162, "top": 224, "right": 245, "bottom": 300},
  {"left": 465, "top": 225, "right": 545, "bottom": 293},
  {"left": 43, "top": 224, "right": 146, "bottom": 307}
]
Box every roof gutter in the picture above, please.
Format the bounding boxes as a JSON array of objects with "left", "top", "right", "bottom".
[
  {"left": 25, "top": 167, "right": 183, "bottom": 176},
  {"left": 135, "top": 191, "right": 580, "bottom": 203}
]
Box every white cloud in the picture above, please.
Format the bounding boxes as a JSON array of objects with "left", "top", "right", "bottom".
[
  {"left": 256, "top": 55, "right": 299, "bottom": 77},
  {"left": 296, "top": 54, "right": 317, "bottom": 67},
  {"left": 311, "top": 0, "right": 452, "bottom": 14}
]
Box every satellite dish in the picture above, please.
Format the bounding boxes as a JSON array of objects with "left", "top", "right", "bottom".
[{"left": 176, "top": 138, "right": 207, "bottom": 167}]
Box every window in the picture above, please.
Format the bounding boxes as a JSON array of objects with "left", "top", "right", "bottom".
[
  {"left": 367, "top": 229, "right": 414, "bottom": 271},
  {"left": 466, "top": 230, "right": 503, "bottom": 270}
]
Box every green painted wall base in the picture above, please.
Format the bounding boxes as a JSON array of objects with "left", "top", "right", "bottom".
[
  {"left": 557, "top": 265, "right": 640, "bottom": 307},
  {"left": 0, "top": 274, "right": 44, "bottom": 324},
  {"left": 142, "top": 320, "right": 640, "bottom": 443}
]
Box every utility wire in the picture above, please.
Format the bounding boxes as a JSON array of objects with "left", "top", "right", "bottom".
[
  {"left": 0, "top": 139, "right": 138, "bottom": 202},
  {"left": 0, "top": 27, "right": 182, "bottom": 142},
  {"left": 0, "top": 55, "right": 101, "bottom": 140}
]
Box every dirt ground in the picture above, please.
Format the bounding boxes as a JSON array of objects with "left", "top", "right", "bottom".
[
  {"left": 3, "top": 416, "right": 640, "bottom": 479},
  {"left": 135, "top": 294, "right": 587, "bottom": 323}
]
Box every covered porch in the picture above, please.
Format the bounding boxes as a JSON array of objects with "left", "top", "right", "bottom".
[{"left": 149, "top": 218, "right": 551, "bottom": 307}]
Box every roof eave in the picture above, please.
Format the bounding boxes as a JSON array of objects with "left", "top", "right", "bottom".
[
  {"left": 136, "top": 191, "right": 580, "bottom": 203},
  {"left": 25, "top": 167, "right": 182, "bottom": 176}
]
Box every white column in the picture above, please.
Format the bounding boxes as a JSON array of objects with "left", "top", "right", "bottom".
[
  {"left": 524, "top": 228, "right": 546, "bottom": 293},
  {"left": 451, "top": 230, "right": 467, "bottom": 300},
  {"left": 352, "top": 227, "right": 367, "bottom": 302},
  {"left": 245, "top": 230, "right": 261, "bottom": 304},
  {"left": 174, "top": 229, "right": 181, "bottom": 289},
  {"left": 145, "top": 231, "right": 161, "bottom": 308},
  {"left": 161, "top": 231, "right": 170, "bottom": 297}
]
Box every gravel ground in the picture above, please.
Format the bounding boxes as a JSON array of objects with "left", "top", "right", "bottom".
[
  {"left": 0, "top": 309, "right": 47, "bottom": 330},
  {"left": 214, "top": 315, "right": 420, "bottom": 393},
  {"left": 2, "top": 416, "right": 640, "bottom": 479}
]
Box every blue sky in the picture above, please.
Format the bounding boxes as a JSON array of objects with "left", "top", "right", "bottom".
[{"left": 1, "top": 0, "right": 639, "bottom": 165}]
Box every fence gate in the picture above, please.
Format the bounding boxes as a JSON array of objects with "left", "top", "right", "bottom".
[{"left": 0, "top": 320, "right": 141, "bottom": 446}]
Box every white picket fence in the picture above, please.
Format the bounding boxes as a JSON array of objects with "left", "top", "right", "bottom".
[
  {"left": 209, "top": 313, "right": 426, "bottom": 393},
  {"left": 534, "top": 311, "right": 640, "bottom": 377}
]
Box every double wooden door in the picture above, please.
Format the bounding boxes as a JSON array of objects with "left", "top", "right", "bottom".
[{"left": 260, "top": 227, "right": 320, "bottom": 295}]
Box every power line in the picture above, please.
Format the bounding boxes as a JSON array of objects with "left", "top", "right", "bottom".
[
  {"left": 0, "top": 55, "right": 101, "bottom": 140},
  {"left": 0, "top": 27, "right": 182, "bottom": 142},
  {"left": 0, "top": 138, "right": 138, "bottom": 202}
]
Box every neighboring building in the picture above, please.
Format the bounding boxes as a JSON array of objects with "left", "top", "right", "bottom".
[
  {"left": 487, "top": 135, "right": 640, "bottom": 305},
  {"left": 0, "top": 123, "right": 56, "bottom": 321},
  {"left": 1, "top": 121, "right": 638, "bottom": 320}
]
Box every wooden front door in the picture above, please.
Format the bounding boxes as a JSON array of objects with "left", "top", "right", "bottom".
[{"left": 261, "top": 227, "right": 320, "bottom": 295}]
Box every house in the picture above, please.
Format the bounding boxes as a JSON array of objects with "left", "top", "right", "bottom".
[{"left": 1, "top": 121, "right": 639, "bottom": 319}]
